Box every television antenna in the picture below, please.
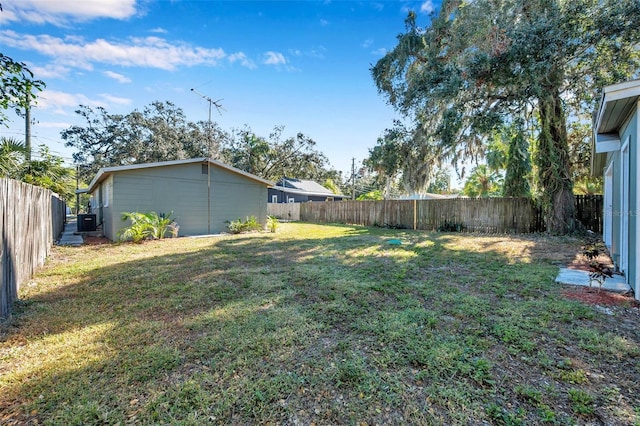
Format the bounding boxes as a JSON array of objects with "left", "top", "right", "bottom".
[
  {"left": 190, "top": 88, "right": 224, "bottom": 235},
  {"left": 190, "top": 88, "right": 224, "bottom": 116}
]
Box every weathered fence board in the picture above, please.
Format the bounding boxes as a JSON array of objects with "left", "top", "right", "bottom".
[
  {"left": 300, "top": 195, "right": 602, "bottom": 234},
  {"left": 267, "top": 203, "right": 301, "bottom": 221},
  {"left": 575, "top": 195, "right": 603, "bottom": 233},
  {"left": 1, "top": 178, "right": 66, "bottom": 320}
]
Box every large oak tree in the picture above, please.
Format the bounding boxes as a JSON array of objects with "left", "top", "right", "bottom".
[
  {"left": 372, "top": 0, "right": 640, "bottom": 233},
  {"left": 221, "top": 125, "right": 341, "bottom": 184},
  {"left": 61, "top": 101, "right": 218, "bottom": 181}
]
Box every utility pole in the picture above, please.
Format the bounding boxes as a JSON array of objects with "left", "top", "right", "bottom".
[
  {"left": 190, "top": 89, "right": 224, "bottom": 234},
  {"left": 25, "top": 91, "right": 31, "bottom": 161},
  {"left": 351, "top": 157, "right": 356, "bottom": 200},
  {"left": 76, "top": 165, "right": 80, "bottom": 215}
]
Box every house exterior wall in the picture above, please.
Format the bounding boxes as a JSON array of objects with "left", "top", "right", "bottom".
[
  {"left": 210, "top": 166, "right": 268, "bottom": 232},
  {"left": 93, "top": 162, "right": 267, "bottom": 240},
  {"left": 268, "top": 188, "right": 309, "bottom": 203},
  {"left": 630, "top": 105, "right": 639, "bottom": 299},
  {"left": 602, "top": 104, "right": 638, "bottom": 298}
]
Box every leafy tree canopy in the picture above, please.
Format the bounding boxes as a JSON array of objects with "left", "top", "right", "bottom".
[
  {"left": 0, "top": 53, "right": 45, "bottom": 125},
  {"left": 364, "top": 120, "right": 444, "bottom": 196},
  {"left": 372, "top": 0, "right": 640, "bottom": 233},
  {"left": 220, "top": 125, "right": 341, "bottom": 185},
  {"left": 61, "top": 101, "right": 217, "bottom": 181},
  {"left": 61, "top": 102, "right": 341, "bottom": 190}
]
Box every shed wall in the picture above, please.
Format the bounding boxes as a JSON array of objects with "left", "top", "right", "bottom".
[
  {"left": 99, "top": 162, "right": 267, "bottom": 240},
  {"left": 210, "top": 166, "right": 268, "bottom": 232}
]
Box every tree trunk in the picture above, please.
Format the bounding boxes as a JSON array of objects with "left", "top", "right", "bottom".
[{"left": 536, "top": 87, "right": 576, "bottom": 234}]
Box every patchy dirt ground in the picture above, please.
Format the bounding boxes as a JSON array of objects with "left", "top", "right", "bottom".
[
  {"left": 562, "top": 286, "right": 640, "bottom": 308},
  {"left": 559, "top": 238, "right": 639, "bottom": 309},
  {"left": 82, "top": 235, "right": 110, "bottom": 245},
  {"left": 4, "top": 226, "right": 638, "bottom": 425}
]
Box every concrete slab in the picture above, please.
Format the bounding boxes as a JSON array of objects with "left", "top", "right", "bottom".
[
  {"left": 57, "top": 220, "right": 84, "bottom": 246},
  {"left": 555, "top": 267, "right": 630, "bottom": 293}
]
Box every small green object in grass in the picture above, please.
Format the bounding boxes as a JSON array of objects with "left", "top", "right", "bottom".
[{"left": 387, "top": 239, "right": 402, "bottom": 245}]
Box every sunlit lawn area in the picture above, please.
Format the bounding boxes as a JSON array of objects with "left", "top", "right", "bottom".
[{"left": 1, "top": 222, "right": 639, "bottom": 425}]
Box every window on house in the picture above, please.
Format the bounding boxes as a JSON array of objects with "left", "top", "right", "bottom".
[
  {"left": 202, "top": 164, "right": 208, "bottom": 174},
  {"left": 288, "top": 197, "right": 295, "bottom": 203},
  {"left": 271, "top": 195, "right": 278, "bottom": 203},
  {"left": 104, "top": 184, "right": 110, "bottom": 207}
]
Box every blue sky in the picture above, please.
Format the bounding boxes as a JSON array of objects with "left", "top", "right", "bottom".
[{"left": 1, "top": 0, "right": 440, "bottom": 177}]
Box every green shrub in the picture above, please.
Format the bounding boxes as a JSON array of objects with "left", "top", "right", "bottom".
[
  {"left": 226, "top": 216, "right": 263, "bottom": 234},
  {"left": 118, "top": 211, "right": 176, "bottom": 242},
  {"left": 266, "top": 215, "right": 278, "bottom": 233}
]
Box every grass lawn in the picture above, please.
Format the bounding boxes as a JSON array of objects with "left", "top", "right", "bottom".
[{"left": 1, "top": 222, "right": 639, "bottom": 425}]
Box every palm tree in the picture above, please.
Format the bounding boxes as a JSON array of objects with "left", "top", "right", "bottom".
[
  {"left": 21, "top": 145, "right": 75, "bottom": 199},
  {"left": 0, "top": 137, "right": 27, "bottom": 178},
  {"left": 573, "top": 178, "right": 602, "bottom": 195},
  {"left": 463, "top": 165, "right": 502, "bottom": 198}
]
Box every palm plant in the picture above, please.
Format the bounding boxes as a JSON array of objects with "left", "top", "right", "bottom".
[
  {"left": 146, "top": 211, "right": 174, "bottom": 239},
  {"left": 0, "top": 137, "right": 27, "bottom": 178},
  {"left": 118, "top": 212, "right": 153, "bottom": 243},
  {"left": 118, "top": 211, "right": 176, "bottom": 242},
  {"left": 463, "top": 165, "right": 503, "bottom": 198}
]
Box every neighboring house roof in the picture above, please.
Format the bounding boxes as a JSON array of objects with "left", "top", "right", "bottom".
[
  {"left": 85, "top": 158, "right": 274, "bottom": 193},
  {"left": 270, "top": 186, "right": 347, "bottom": 199},
  {"left": 276, "top": 177, "right": 335, "bottom": 194},
  {"left": 272, "top": 177, "right": 346, "bottom": 198},
  {"left": 591, "top": 79, "right": 640, "bottom": 176}
]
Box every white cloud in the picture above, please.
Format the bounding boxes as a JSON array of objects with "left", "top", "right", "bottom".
[
  {"left": 228, "top": 52, "right": 256, "bottom": 69},
  {"left": 34, "top": 89, "right": 132, "bottom": 114},
  {"left": 372, "top": 47, "right": 388, "bottom": 56},
  {"left": 36, "top": 90, "right": 104, "bottom": 114},
  {"left": 320, "top": 19, "right": 329, "bottom": 26},
  {"left": 287, "top": 47, "right": 325, "bottom": 60},
  {"left": 362, "top": 39, "right": 373, "bottom": 48},
  {"left": 149, "top": 27, "right": 168, "bottom": 34},
  {"left": 27, "top": 63, "right": 73, "bottom": 79},
  {"left": 99, "top": 94, "right": 133, "bottom": 105},
  {"left": 420, "top": 0, "right": 435, "bottom": 14},
  {"left": 263, "top": 51, "right": 287, "bottom": 66},
  {"left": 103, "top": 70, "right": 132, "bottom": 83},
  {"left": 1, "top": 30, "right": 229, "bottom": 71},
  {"left": 1, "top": 0, "right": 138, "bottom": 25}
]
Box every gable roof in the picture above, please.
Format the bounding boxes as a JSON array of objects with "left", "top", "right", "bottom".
[
  {"left": 270, "top": 186, "right": 349, "bottom": 199},
  {"left": 85, "top": 158, "right": 274, "bottom": 193},
  {"left": 276, "top": 177, "right": 335, "bottom": 194},
  {"left": 591, "top": 79, "right": 640, "bottom": 176}
]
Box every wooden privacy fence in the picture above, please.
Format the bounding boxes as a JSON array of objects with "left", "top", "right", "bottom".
[
  {"left": 267, "top": 203, "right": 301, "bottom": 221},
  {"left": 1, "top": 178, "right": 66, "bottom": 320},
  {"left": 299, "top": 196, "right": 602, "bottom": 234},
  {"left": 575, "top": 195, "right": 603, "bottom": 234},
  {"left": 300, "top": 198, "right": 543, "bottom": 233}
]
